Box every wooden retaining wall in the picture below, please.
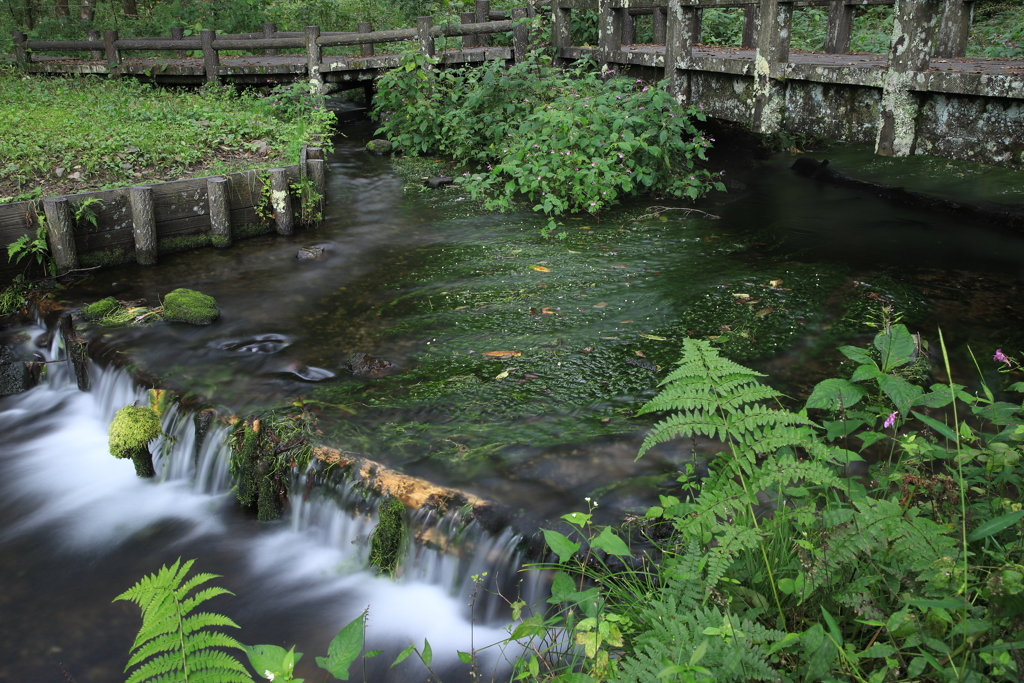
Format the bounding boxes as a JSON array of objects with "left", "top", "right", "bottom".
[{"left": 0, "top": 148, "right": 326, "bottom": 286}]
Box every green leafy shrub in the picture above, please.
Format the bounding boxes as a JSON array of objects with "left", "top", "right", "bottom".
[
  {"left": 163, "top": 288, "right": 220, "bottom": 325},
  {"left": 372, "top": 51, "right": 724, "bottom": 228}
]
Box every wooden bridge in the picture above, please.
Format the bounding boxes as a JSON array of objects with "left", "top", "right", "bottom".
[{"left": 9, "top": 0, "right": 1024, "bottom": 168}]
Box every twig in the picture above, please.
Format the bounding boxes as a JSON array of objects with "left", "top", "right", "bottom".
[
  {"left": 634, "top": 205, "right": 720, "bottom": 221},
  {"left": 58, "top": 663, "right": 77, "bottom": 683}
]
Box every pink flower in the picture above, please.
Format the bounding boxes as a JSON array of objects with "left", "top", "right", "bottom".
[
  {"left": 994, "top": 349, "right": 1012, "bottom": 367},
  {"left": 884, "top": 411, "right": 898, "bottom": 429}
]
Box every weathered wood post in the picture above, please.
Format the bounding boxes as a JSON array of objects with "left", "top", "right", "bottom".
[
  {"left": 207, "top": 176, "right": 232, "bottom": 248},
  {"left": 653, "top": 7, "right": 667, "bottom": 44},
  {"left": 874, "top": 0, "right": 940, "bottom": 157},
  {"left": 88, "top": 29, "right": 103, "bottom": 59},
  {"left": 170, "top": 27, "right": 185, "bottom": 58},
  {"left": 512, "top": 7, "right": 529, "bottom": 60},
  {"left": 825, "top": 0, "right": 854, "bottom": 53},
  {"left": 358, "top": 22, "right": 375, "bottom": 56},
  {"left": 664, "top": 0, "right": 700, "bottom": 103},
  {"left": 42, "top": 197, "right": 78, "bottom": 273},
  {"left": 750, "top": 0, "right": 792, "bottom": 133},
  {"left": 552, "top": 0, "right": 571, "bottom": 62},
  {"left": 201, "top": 29, "right": 219, "bottom": 84},
  {"left": 60, "top": 313, "right": 90, "bottom": 392},
  {"left": 742, "top": 4, "right": 760, "bottom": 49},
  {"left": 268, "top": 168, "right": 294, "bottom": 236},
  {"left": 621, "top": 9, "right": 637, "bottom": 46},
  {"left": 416, "top": 16, "right": 435, "bottom": 58},
  {"left": 461, "top": 12, "right": 477, "bottom": 48},
  {"left": 475, "top": 0, "right": 491, "bottom": 47},
  {"left": 597, "top": 0, "right": 623, "bottom": 69},
  {"left": 130, "top": 185, "right": 157, "bottom": 265},
  {"left": 104, "top": 29, "right": 121, "bottom": 76},
  {"left": 307, "top": 159, "right": 326, "bottom": 218},
  {"left": 934, "top": 0, "right": 972, "bottom": 58},
  {"left": 263, "top": 22, "right": 278, "bottom": 56},
  {"left": 305, "top": 26, "right": 323, "bottom": 93},
  {"left": 12, "top": 31, "right": 28, "bottom": 71}
]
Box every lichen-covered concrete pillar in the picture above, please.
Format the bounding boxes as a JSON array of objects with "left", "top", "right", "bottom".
[
  {"left": 664, "top": 0, "right": 699, "bottom": 105},
  {"left": 825, "top": 0, "right": 853, "bottom": 53},
  {"left": 750, "top": 0, "right": 792, "bottom": 133},
  {"left": 597, "top": 0, "right": 623, "bottom": 69},
  {"left": 934, "top": 0, "right": 972, "bottom": 58},
  {"left": 551, "top": 0, "right": 572, "bottom": 64},
  {"left": 305, "top": 25, "right": 323, "bottom": 94},
  {"left": 874, "top": 0, "right": 940, "bottom": 157}
]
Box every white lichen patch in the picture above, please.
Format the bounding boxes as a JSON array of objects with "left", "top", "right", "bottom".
[{"left": 271, "top": 189, "right": 288, "bottom": 214}]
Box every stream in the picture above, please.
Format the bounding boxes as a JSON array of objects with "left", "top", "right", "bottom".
[{"left": 1, "top": 118, "right": 1023, "bottom": 682}]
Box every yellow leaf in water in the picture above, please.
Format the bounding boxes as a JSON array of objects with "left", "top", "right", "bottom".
[
  {"left": 639, "top": 333, "right": 668, "bottom": 341},
  {"left": 755, "top": 307, "right": 773, "bottom": 317},
  {"left": 635, "top": 350, "right": 646, "bottom": 357},
  {"left": 531, "top": 265, "right": 551, "bottom": 272},
  {"left": 580, "top": 226, "right": 591, "bottom": 229},
  {"left": 620, "top": 320, "right": 633, "bottom": 324},
  {"left": 731, "top": 293, "right": 749, "bottom": 298},
  {"left": 482, "top": 350, "right": 522, "bottom": 358},
  {"left": 454, "top": 306, "right": 469, "bottom": 311},
  {"left": 541, "top": 307, "right": 555, "bottom": 315},
  {"left": 769, "top": 279, "right": 784, "bottom": 287},
  {"left": 593, "top": 302, "right": 608, "bottom": 308},
  {"left": 495, "top": 368, "right": 514, "bottom": 380}
]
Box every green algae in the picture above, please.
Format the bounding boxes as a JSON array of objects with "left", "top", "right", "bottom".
[
  {"left": 163, "top": 288, "right": 219, "bottom": 325},
  {"left": 369, "top": 497, "right": 406, "bottom": 574}
]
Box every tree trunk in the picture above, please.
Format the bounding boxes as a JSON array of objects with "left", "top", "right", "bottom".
[
  {"left": 80, "top": 0, "right": 95, "bottom": 22},
  {"left": 121, "top": 0, "right": 137, "bottom": 17}
]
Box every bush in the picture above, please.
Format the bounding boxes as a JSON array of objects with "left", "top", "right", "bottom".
[{"left": 372, "top": 51, "right": 724, "bottom": 231}]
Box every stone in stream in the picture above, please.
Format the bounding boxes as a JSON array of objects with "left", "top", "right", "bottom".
[
  {"left": 0, "top": 359, "right": 40, "bottom": 396},
  {"left": 365, "top": 139, "right": 393, "bottom": 155},
  {"left": 162, "top": 288, "right": 220, "bottom": 325},
  {"left": 348, "top": 352, "right": 395, "bottom": 378},
  {"left": 296, "top": 245, "right": 327, "bottom": 260},
  {"left": 424, "top": 176, "right": 454, "bottom": 189}
]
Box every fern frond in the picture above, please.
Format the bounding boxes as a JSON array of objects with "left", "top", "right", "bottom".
[{"left": 115, "top": 558, "right": 252, "bottom": 683}]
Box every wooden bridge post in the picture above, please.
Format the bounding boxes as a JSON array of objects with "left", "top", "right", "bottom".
[
  {"left": 874, "top": 0, "right": 940, "bottom": 157},
  {"left": 750, "top": 0, "right": 792, "bottom": 133},
  {"left": 597, "top": 0, "right": 623, "bottom": 69},
  {"left": 201, "top": 29, "right": 219, "bottom": 84},
  {"left": 551, "top": 0, "right": 571, "bottom": 62},
  {"left": 825, "top": 0, "right": 853, "bottom": 53},
  {"left": 268, "top": 168, "right": 294, "bottom": 235},
  {"left": 475, "top": 0, "right": 491, "bottom": 47},
  {"left": 130, "top": 186, "right": 157, "bottom": 265},
  {"left": 934, "top": 0, "right": 973, "bottom": 58},
  {"left": 263, "top": 23, "right": 278, "bottom": 56},
  {"left": 88, "top": 30, "right": 103, "bottom": 59},
  {"left": 42, "top": 197, "right": 78, "bottom": 274},
  {"left": 460, "top": 13, "right": 477, "bottom": 48},
  {"left": 416, "top": 17, "right": 435, "bottom": 58},
  {"left": 742, "top": 5, "right": 760, "bottom": 49},
  {"left": 358, "top": 22, "right": 375, "bottom": 56},
  {"left": 104, "top": 30, "right": 121, "bottom": 77},
  {"left": 664, "top": 0, "right": 699, "bottom": 104},
  {"left": 11, "top": 32, "right": 28, "bottom": 71},
  {"left": 305, "top": 26, "right": 323, "bottom": 93},
  {"left": 207, "top": 177, "right": 232, "bottom": 248},
  {"left": 622, "top": 9, "right": 637, "bottom": 46},
  {"left": 513, "top": 7, "right": 530, "bottom": 59},
  {"left": 653, "top": 7, "right": 668, "bottom": 44},
  {"left": 170, "top": 27, "right": 185, "bottom": 58},
  {"left": 307, "top": 157, "right": 326, "bottom": 217}
]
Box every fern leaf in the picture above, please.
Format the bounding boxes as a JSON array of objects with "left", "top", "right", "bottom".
[{"left": 115, "top": 558, "right": 251, "bottom": 683}]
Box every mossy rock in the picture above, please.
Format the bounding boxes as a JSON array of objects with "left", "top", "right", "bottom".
[
  {"left": 365, "top": 139, "right": 393, "bottom": 155},
  {"left": 109, "top": 404, "right": 162, "bottom": 478},
  {"left": 369, "top": 496, "right": 406, "bottom": 574},
  {"left": 83, "top": 297, "right": 120, "bottom": 321},
  {"left": 163, "top": 288, "right": 220, "bottom": 325}
]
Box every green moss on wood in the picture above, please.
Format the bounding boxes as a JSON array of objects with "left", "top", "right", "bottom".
[
  {"left": 211, "top": 234, "right": 232, "bottom": 248},
  {"left": 109, "top": 404, "right": 163, "bottom": 478},
  {"left": 83, "top": 296, "right": 119, "bottom": 321},
  {"left": 78, "top": 248, "right": 133, "bottom": 269},
  {"left": 369, "top": 496, "right": 406, "bottom": 574},
  {"left": 158, "top": 234, "right": 211, "bottom": 255},
  {"left": 233, "top": 222, "right": 275, "bottom": 239},
  {"left": 163, "top": 288, "right": 220, "bottom": 325}
]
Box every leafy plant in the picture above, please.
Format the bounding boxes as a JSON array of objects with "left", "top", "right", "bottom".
[
  {"left": 114, "top": 558, "right": 251, "bottom": 683},
  {"left": 6, "top": 207, "right": 53, "bottom": 276}
]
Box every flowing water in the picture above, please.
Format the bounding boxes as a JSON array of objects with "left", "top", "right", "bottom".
[{"left": 1, "top": 119, "right": 1023, "bottom": 682}]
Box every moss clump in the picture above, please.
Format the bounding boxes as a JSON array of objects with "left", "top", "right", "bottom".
[
  {"left": 82, "top": 296, "right": 120, "bottom": 321},
  {"left": 365, "top": 139, "right": 393, "bottom": 154},
  {"left": 158, "top": 234, "right": 211, "bottom": 255},
  {"left": 369, "top": 496, "right": 406, "bottom": 574},
  {"left": 78, "top": 248, "right": 133, "bottom": 269},
  {"left": 109, "top": 404, "right": 163, "bottom": 478},
  {"left": 210, "top": 234, "right": 231, "bottom": 248},
  {"left": 163, "top": 288, "right": 220, "bottom": 325}
]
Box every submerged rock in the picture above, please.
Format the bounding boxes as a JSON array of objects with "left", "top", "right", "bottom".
[
  {"left": 213, "top": 334, "right": 291, "bottom": 354},
  {"left": 348, "top": 352, "right": 395, "bottom": 378},
  {"left": 0, "top": 360, "right": 39, "bottom": 397},
  {"left": 365, "top": 139, "right": 393, "bottom": 155},
  {"left": 424, "top": 176, "right": 454, "bottom": 189},
  {"left": 296, "top": 245, "right": 326, "bottom": 260},
  {"left": 163, "top": 288, "right": 219, "bottom": 325}
]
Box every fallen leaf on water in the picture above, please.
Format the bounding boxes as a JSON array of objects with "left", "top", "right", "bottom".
[
  {"left": 620, "top": 320, "right": 633, "bottom": 324},
  {"left": 707, "top": 335, "right": 721, "bottom": 340},
  {"left": 736, "top": 297, "right": 761, "bottom": 305},
  {"left": 719, "top": 325, "right": 732, "bottom": 332},
  {"left": 494, "top": 367, "right": 515, "bottom": 380},
  {"left": 755, "top": 307, "right": 773, "bottom": 317},
  {"left": 582, "top": 346, "right": 594, "bottom": 353},
  {"left": 580, "top": 226, "right": 591, "bottom": 229},
  {"left": 731, "top": 293, "right": 750, "bottom": 298},
  {"left": 635, "top": 350, "right": 646, "bottom": 357},
  {"left": 454, "top": 306, "right": 469, "bottom": 311},
  {"left": 769, "top": 279, "right": 783, "bottom": 287},
  {"left": 531, "top": 265, "right": 551, "bottom": 272},
  {"left": 482, "top": 350, "right": 522, "bottom": 358},
  {"left": 639, "top": 333, "right": 668, "bottom": 341},
  {"left": 593, "top": 302, "right": 608, "bottom": 308},
  {"left": 601, "top": 336, "right": 620, "bottom": 340},
  {"left": 611, "top": 264, "right": 628, "bottom": 268},
  {"left": 529, "top": 307, "right": 538, "bottom": 315},
  {"left": 541, "top": 307, "right": 555, "bottom": 315}
]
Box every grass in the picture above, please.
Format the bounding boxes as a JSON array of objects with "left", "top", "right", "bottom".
[{"left": 0, "top": 68, "right": 334, "bottom": 202}]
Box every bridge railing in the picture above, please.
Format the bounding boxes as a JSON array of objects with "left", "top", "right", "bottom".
[{"left": 9, "top": 0, "right": 538, "bottom": 83}]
